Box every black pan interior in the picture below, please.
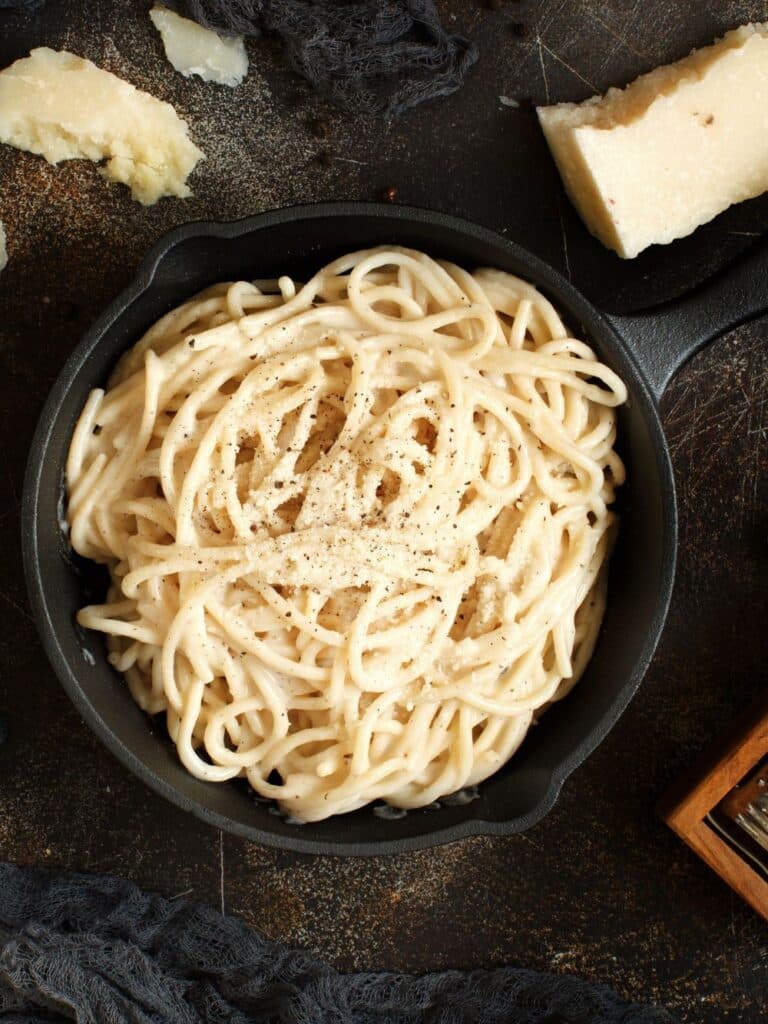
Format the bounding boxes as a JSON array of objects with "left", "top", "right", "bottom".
[{"left": 23, "top": 206, "right": 676, "bottom": 854}]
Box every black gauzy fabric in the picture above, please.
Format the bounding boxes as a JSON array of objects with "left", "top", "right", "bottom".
[
  {"left": 162, "top": 0, "right": 478, "bottom": 117},
  {"left": 0, "top": 863, "right": 678, "bottom": 1024}
]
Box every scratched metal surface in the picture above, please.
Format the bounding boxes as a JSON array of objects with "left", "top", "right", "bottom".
[{"left": 1, "top": 1, "right": 767, "bottom": 1021}]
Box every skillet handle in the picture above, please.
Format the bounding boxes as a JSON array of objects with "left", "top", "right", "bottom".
[{"left": 605, "top": 236, "right": 768, "bottom": 402}]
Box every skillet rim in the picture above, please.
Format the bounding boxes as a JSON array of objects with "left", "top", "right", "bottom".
[{"left": 21, "top": 201, "right": 678, "bottom": 855}]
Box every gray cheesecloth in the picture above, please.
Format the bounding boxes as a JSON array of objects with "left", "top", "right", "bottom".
[{"left": 0, "top": 864, "right": 678, "bottom": 1024}]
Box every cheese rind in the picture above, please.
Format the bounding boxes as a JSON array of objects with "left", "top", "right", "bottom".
[
  {"left": 537, "top": 24, "right": 768, "bottom": 258},
  {"left": 150, "top": 7, "right": 248, "bottom": 87},
  {"left": 0, "top": 48, "right": 204, "bottom": 205}
]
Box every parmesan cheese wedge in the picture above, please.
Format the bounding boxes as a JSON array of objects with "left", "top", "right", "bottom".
[
  {"left": 149, "top": 6, "right": 248, "bottom": 88},
  {"left": 537, "top": 23, "right": 768, "bottom": 258},
  {"left": 0, "top": 48, "right": 204, "bottom": 205}
]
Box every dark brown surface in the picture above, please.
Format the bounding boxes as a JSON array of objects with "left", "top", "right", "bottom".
[{"left": 1, "top": 2, "right": 767, "bottom": 1021}]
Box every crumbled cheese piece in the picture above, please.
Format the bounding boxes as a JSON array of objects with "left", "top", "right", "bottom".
[
  {"left": 150, "top": 6, "right": 248, "bottom": 87},
  {"left": 537, "top": 23, "right": 768, "bottom": 258},
  {"left": 0, "top": 48, "right": 204, "bottom": 205},
  {"left": 0, "top": 222, "right": 6, "bottom": 271},
  {"left": 498, "top": 95, "right": 519, "bottom": 108}
]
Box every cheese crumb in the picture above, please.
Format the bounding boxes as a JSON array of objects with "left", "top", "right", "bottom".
[
  {"left": 537, "top": 23, "right": 768, "bottom": 258},
  {"left": 0, "top": 48, "right": 204, "bottom": 205},
  {"left": 150, "top": 6, "right": 248, "bottom": 88},
  {"left": 0, "top": 222, "right": 6, "bottom": 272}
]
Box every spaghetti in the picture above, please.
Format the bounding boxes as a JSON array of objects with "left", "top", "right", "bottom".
[{"left": 67, "top": 248, "right": 627, "bottom": 821}]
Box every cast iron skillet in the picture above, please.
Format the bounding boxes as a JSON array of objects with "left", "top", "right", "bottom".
[{"left": 22, "top": 203, "right": 768, "bottom": 855}]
